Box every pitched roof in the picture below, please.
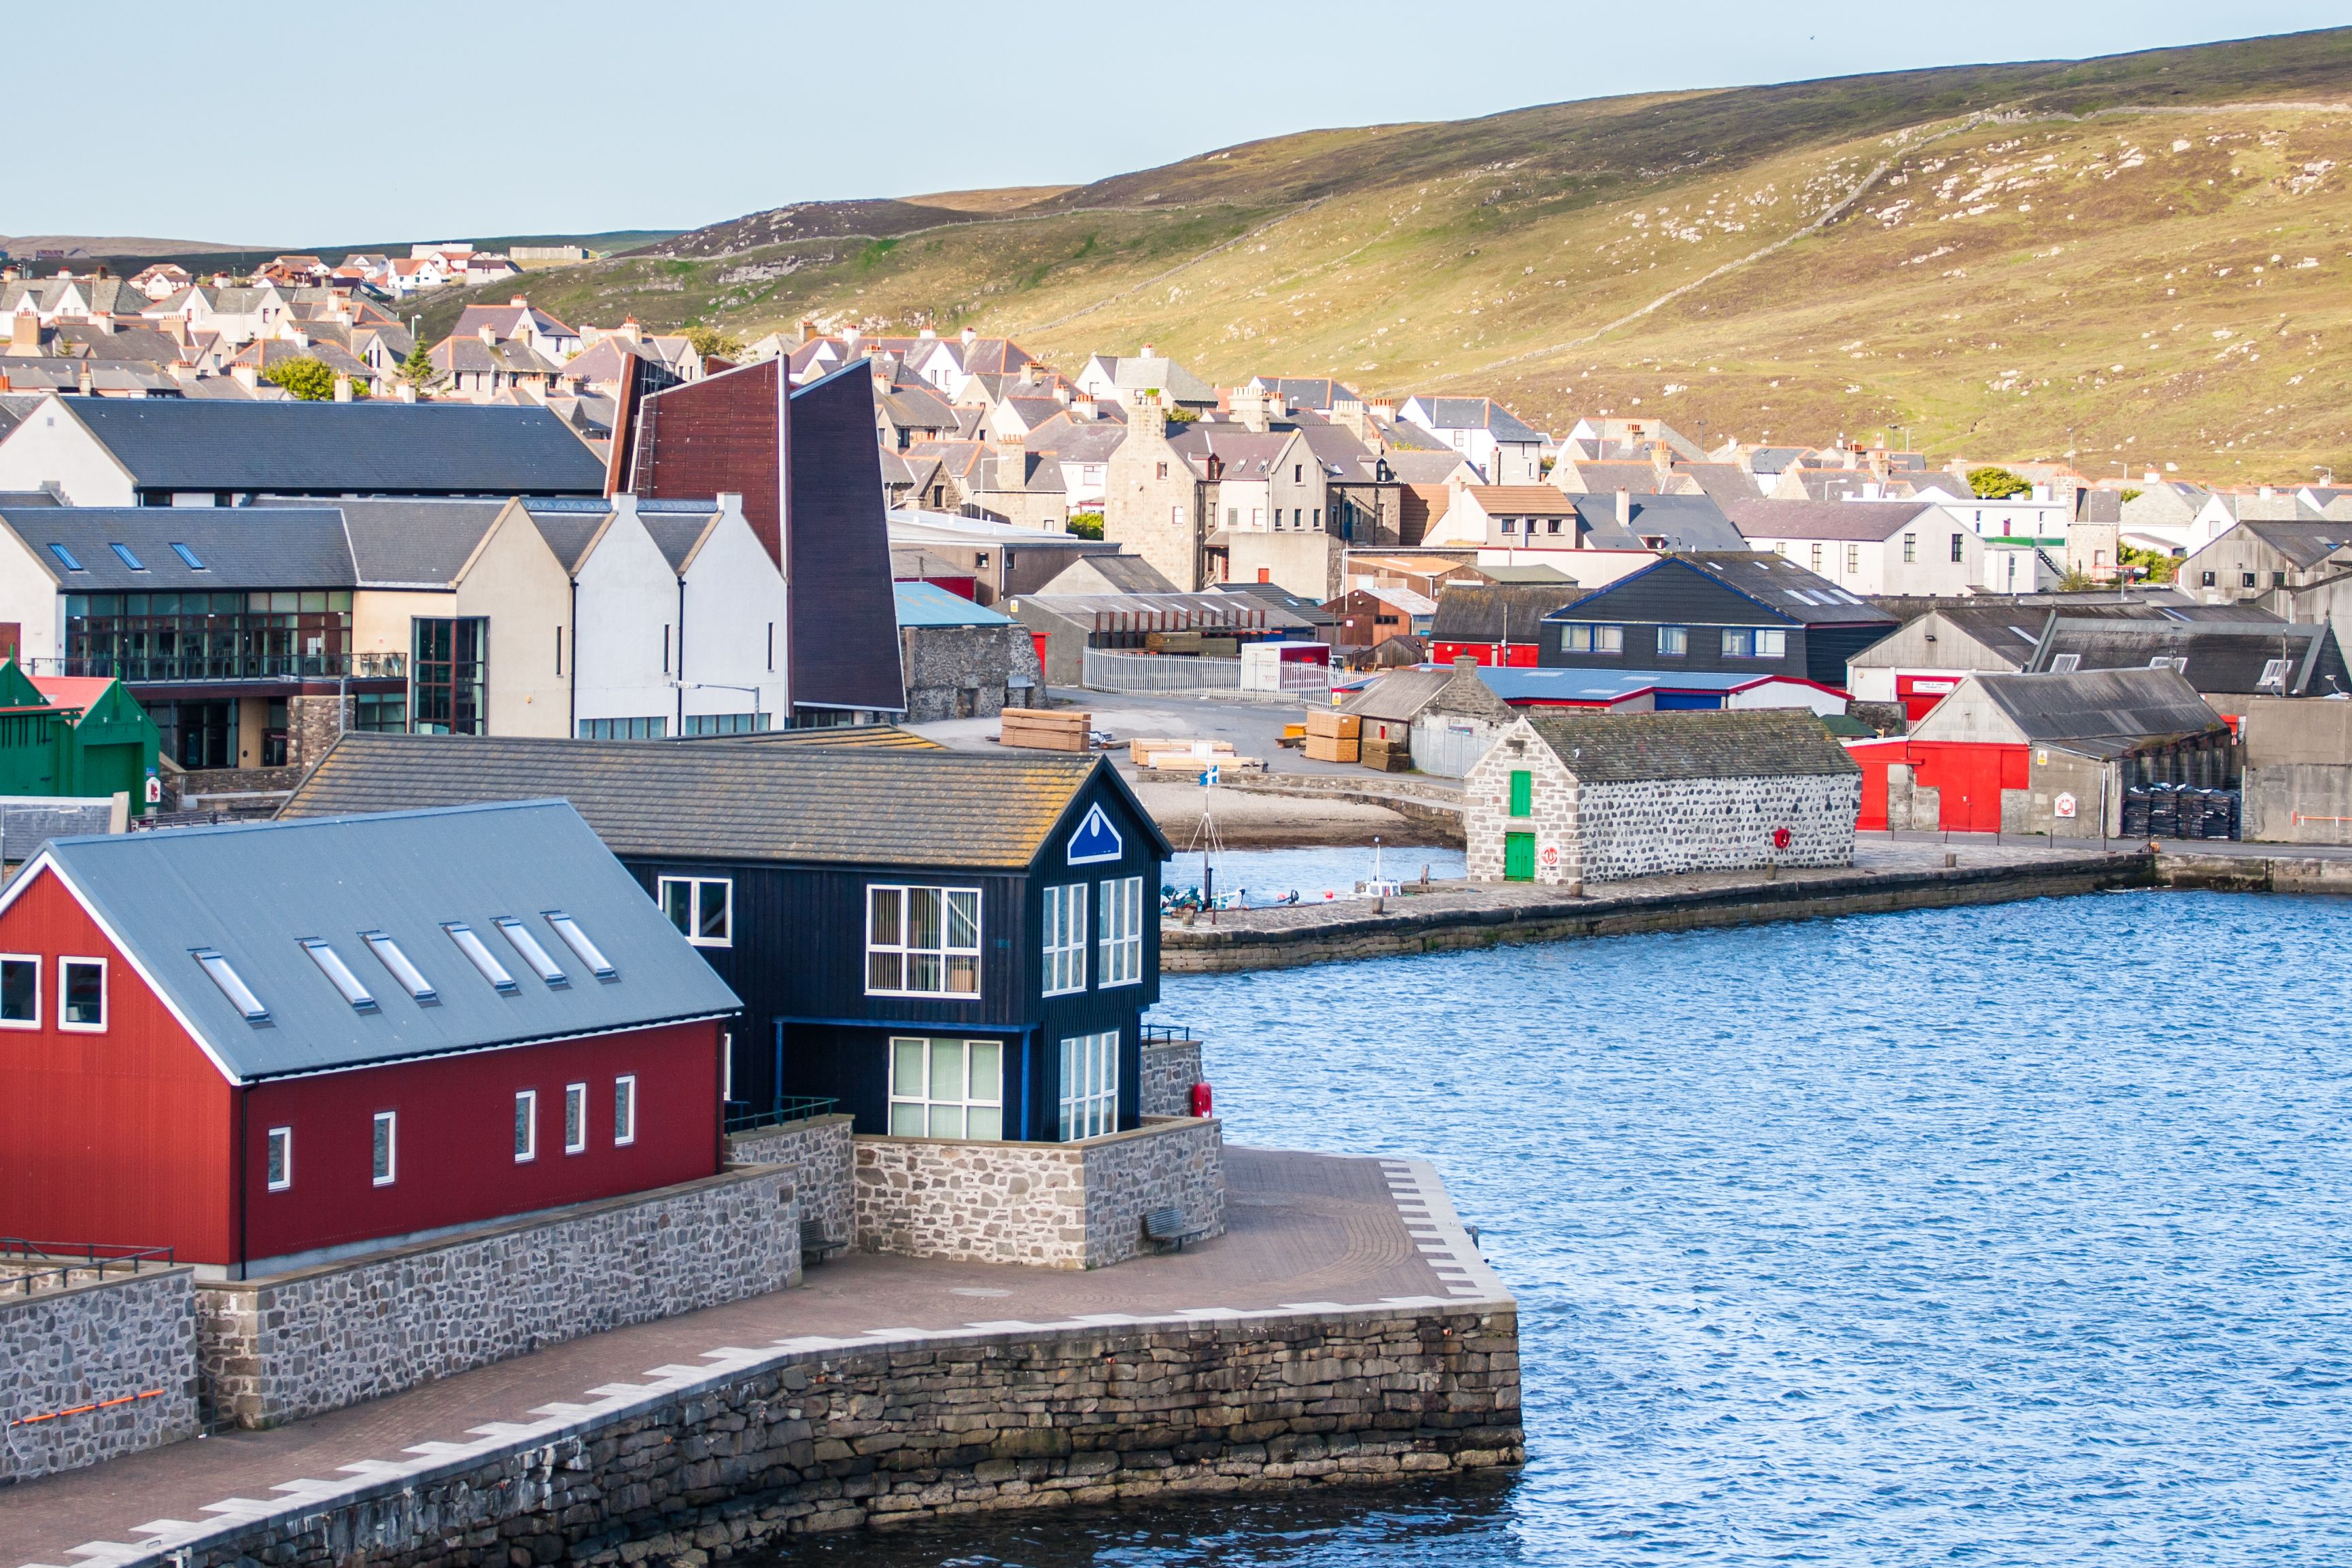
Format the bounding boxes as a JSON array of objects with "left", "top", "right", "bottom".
[
  {"left": 895, "top": 580, "right": 1011, "bottom": 627},
  {"left": 1572, "top": 493, "right": 1746, "bottom": 552},
  {"left": 1956, "top": 668, "right": 2224, "bottom": 755},
  {"left": 17, "top": 801, "right": 740, "bottom": 1083},
  {"left": 1037, "top": 554, "right": 1178, "bottom": 595},
  {"left": 1725, "top": 497, "right": 1944, "bottom": 542},
  {"left": 0, "top": 506, "right": 354, "bottom": 589},
  {"left": 34, "top": 397, "right": 606, "bottom": 493},
  {"left": 1525, "top": 709, "right": 1859, "bottom": 782},
  {"left": 1431, "top": 582, "right": 1583, "bottom": 642},
  {"left": 279, "top": 734, "right": 1169, "bottom": 870},
  {"left": 1555, "top": 554, "right": 1895, "bottom": 627},
  {"left": 1215, "top": 581, "right": 1335, "bottom": 625},
  {"left": 267, "top": 496, "right": 505, "bottom": 587},
  {"left": 1341, "top": 663, "right": 1512, "bottom": 723},
  {"left": 2234, "top": 519, "right": 2352, "bottom": 568},
  {"left": 2029, "top": 617, "right": 2347, "bottom": 695},
  {"left": 1466, "top": 485, "right": 1583, "bottom": 516},
  {"left": 1402, "top": 396, "right": 1544, "bottom": 444}
]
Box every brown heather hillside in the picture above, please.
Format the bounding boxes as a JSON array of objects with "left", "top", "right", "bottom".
[{"left": 414, "top": 29, "right": 2352, "bottom": 482}]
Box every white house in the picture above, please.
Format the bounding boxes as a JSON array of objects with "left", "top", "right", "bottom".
[
  {"left": 1075, "top": 349, "right": 1218, "bottom": 412},
  {"left": 1726, "top": 498, "right": 1982, "bottom": 597},
  {"left": 1397, "top": 396, "right": 1546, "bottom": 485}
]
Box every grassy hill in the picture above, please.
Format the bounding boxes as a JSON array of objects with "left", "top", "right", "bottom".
[{"left": 416, "top": 29, "right": 2352, "bottom": 482}]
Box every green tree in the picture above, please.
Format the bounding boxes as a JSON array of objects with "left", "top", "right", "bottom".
[
  {"left": 1067, "top": 512, "right": 1105, "bottom": 540},
  {"left": 399, "top": 334, "right": 434, "bottom": 384},
  {"left": 1967, "top": 465, "right": 2032, "bottom": 499},
  {"left": 683, "top": 325, "right": 744, "bottom": 360},
  {"left": 263, "top": 357, "right": 339, "bottom": 402}
]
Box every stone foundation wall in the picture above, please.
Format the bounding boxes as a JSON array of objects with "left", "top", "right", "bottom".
[
  {"left": 0, "top": 1266, "right": 200, "bottom": 1481},
  {"left": 141, "top": 1302, "right": 1522, "bottom": 1568},
  {"left": 1139, "top": 1036, "right": 1204, "bottom": 1116},
  {"left": 854, "top": 1117, "right": 1227, "bottom": 1270},
  {"left": 727, "top": 1113, "right": 854, "bottom": 1249},
  {"left": 197, "top": 1168, "right": 799, "bottom": 1429}
]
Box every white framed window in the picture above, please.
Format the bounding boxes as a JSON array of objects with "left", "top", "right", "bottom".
[
  {"left": 1846, "top": 544, "right": 1861, "bottom": 574},
  {"left": 1098, "top": 876, "right": 1143, "bottom": 988},
  {"left": 866, "top": 886, "right": 981, "bottom": 996},
  {"left": 515, "top": 1090, "right": 537, "bottom": 1162},
  {"left": 1559, "top": 623, "right": 1623, "bottom": 655},
  {"left": 615, "top": 1075, "right": 636, "bottom": 1146},
  {"left": 1058, "top": 1031, "right": 1119, "bottom": 1141},
  {"left": 1041, "top": 884, "right": 1088, "bottom": 996},
  {"left": 659, "top": 877, "right": 732, "bottom": 947},
  {"left": 0, "top": 954, "right": 37, "bottom": 1028},
  {"left": 372, "top": 1110, "right": 397, "bottom": 1186},
  {"left": 888, "top": 1036, "right": 1002, "bottom": 1140},
  {"left": 59, "top": 957, "right": 105, "bottom": 1032},
  {"left": 1657, "top": 626, "right": 1689, "bottom": 658},
  {"left": 1721, "top": 627, "right": 1788, "bottom": 659},
  {"left": 564, "top": 1083, "right": 587, "bottom": 1154},
  {"left": 266, "top": 1126, "right": 292, "bottom": 1191}
]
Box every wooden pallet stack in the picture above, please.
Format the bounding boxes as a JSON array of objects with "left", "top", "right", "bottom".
[
  {"left": 1302, "top": 710, "right": 1361, "bottom": 764},
  {"left": 999, "top": 707, "right": 1091, "bottom": 752},
  {"left": 1360, "top": 735, "right": 1412, "bottom": 772}
]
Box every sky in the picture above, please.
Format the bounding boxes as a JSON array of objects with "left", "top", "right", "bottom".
[{"left": 14, "top": 1, "right": 2348, "bottom": 246}]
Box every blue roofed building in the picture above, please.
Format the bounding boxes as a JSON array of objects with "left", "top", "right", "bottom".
[{"left": 894, "top": 579, "right": 1042, "bottom": 721}]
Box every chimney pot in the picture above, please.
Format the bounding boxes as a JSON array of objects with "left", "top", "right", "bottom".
[{"left": 1141, "top": 343, "right": 1156, "bottom": 359}]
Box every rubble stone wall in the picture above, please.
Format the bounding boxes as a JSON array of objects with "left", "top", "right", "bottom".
[
  {"left": 0, "top": 1266, "right": 200, "bottom": 1481},
  {"left": 1578, "top": 773, "right": 1860, "bottom": 883},
  {"left": 728, "top": 1113, "right": 855, "bottom": 1249},
  {"left": 1139, "top": 1036, "right": 1203, "bottom": 1116}
]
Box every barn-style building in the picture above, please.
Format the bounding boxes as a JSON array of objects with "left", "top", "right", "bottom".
[
  {"left": 1464, "top": 709, "right": 1861, "bottom": 884},
  {"left": 0, "top": 801, "right": 740, "bottom": 1276}
]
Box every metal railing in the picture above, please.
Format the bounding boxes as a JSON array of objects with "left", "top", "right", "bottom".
[
  {"left": 0, "top": 1238, "right": 175, "bottom": 1297},
  {"left": 1141, "top": 1023, "right": 1196, "bottom": 1043},
  {"left": 31, "top": 651, "right": 407, "bottom": 683},
  {"left": 723, "top": 1096, "right": 842, "bottom": 1135},
  {"left": 1081, "top": 648, "right": 1334, "bottom": 698}
]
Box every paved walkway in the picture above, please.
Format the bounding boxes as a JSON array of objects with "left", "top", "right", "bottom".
[{"left": 3, "top": 1148, "right": 1502, "bottom": 1566}]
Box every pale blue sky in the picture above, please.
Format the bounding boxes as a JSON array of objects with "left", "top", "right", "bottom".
[{"left": 18, "top": 3, "right": 2347, "bottom": 245}]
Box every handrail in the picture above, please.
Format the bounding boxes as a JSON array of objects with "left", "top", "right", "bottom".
[
  {"left": 0, "top": 1238, "right": 175, "bottom": 1296},
  {"left": 1141, "top": 1023, "right": 1196, "bottom": 1043},
  {"left": 723, "top": 1096, "right": 841, "bottom": 1135}
]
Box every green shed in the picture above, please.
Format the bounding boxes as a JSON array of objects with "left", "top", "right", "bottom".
[{"left": 0, "top": 662, "right": 161, "bottom": 814}]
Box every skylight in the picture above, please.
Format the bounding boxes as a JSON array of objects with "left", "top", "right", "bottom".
[
  {"left": 300, "top": 938, "right": 378, "bottom": 1012},
  {"left": 169, "top": 542, "right": 206, "bottom": 570},
  {"left": 47, "top": 544, "right": 84, "bottom": 571},
  {"left": 109, "top": 543, "right": 147, "bottom": 571},
  {"left": 444, "top": 922, "right": 518, "bottom": 994},
  {"left": 494, "top": 916, "right": 567, "bottom": 987},
  {"left": 362, "top": 930, "right": 437, "bottom": 1003},
  {"left": 193, "top": 949, "right": 271, "bottom": 1023},
  {"left": 542, "top": 911, "right": 617, "bottom": 980}
]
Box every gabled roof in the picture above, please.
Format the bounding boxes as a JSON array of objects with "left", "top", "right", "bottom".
[
  {"left": 0, "top": 506, "right": 354, "bottom": 589},
  {"left": 24, "top": 397, "right": 606, "bottom": 493},
  {"left": 2233, "top": 519, "right": 2352, "bottom": 568},
  {"left": 2028, "top": 617, "right": 2347, "bottom": 695},
  {"left": 1037, "top": 554, "right": 1177, "bottom": 595},
  {"left": 280, "top": 735, "right": 1172, "bottom": 870},
  {"left": 1572, "top": 493, "right": 1746, "bottom": 552},
  {"left": 1400, "top": 396, "right": 1544, "bottom": 444},
  {"left": 12, "top": 801, "right": 740, "bottom": 1083},
  {"left": 1726, "top": 497, "right": 1943, "bottom": 543},
  {"left": 1341, "top": 663, "right": 1512, "bottom": 723},
  {"left": 315, "top": 498, "right": 506, "bottom": 587},
  {"left": 1947, "top": 668, "right": 2224, "bottom": 756},
  {"left": 1247, "top": 376, "right": 1358, "bottom": 409},
  {"left": 895, "top": 580, "right": 1011, "bottom": 627},
  {"left": 1431, "top": 582, "right": 1582, "bottom": 642},
  {"left": 1215, "top": 581, "right": 1334, "bottom": 625},
  {"left": 1524, "top": 708, "right": 1858, "bottom": 782}
]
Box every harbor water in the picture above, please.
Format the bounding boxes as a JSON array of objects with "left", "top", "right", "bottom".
[
  {"left": 769, "top": 889, "right": 2352, "bottom": 1566},
  {"left": 1163, "top": 843, "right": 1468, "bottom": 909}
]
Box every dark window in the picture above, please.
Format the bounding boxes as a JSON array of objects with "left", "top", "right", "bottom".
[
  {"left": 2274, "top": 571, "right": 2288, "bottom": 587},
  {"left": 63, "top": 590, "right": 356, "bottom": 682},
  {"left": 2201, "top": 571, "right": 2217, "bottom": 587},
  {"left": 0, "top": 957, "right": 35, "bottom": 1024},
  {"left": 62, "top": 959, "right": 104, "bottom": 1028},
  {"left": 411, "top": 617, "right": 487, "bottom": 735},
  {"left": 1950, "top": 534, "right": 1965, "bottom": 563},
  {"left": 352, "top": 693, "right": 407, "bottom": 732},
  {"left": 2241, "top": 572, "right": 2258, "bottom": 589},
  {"left": 262, "top": 697, "right": 288, "bottom": 767},
  {"left": 156, "top": 699, "right": 236, "bottom": 770}
]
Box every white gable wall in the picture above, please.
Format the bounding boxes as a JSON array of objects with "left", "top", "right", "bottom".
[
  {"left": 0, "top": 398, "right": 138, "bottom": 504},
  {"left": 570, "top": 499, "right": 681, "bottom": 733},
  {"left": 676, "top": 498, "right": 789, "bottom": 728}
]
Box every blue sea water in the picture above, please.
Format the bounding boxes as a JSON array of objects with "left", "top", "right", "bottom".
[
  {"left": 1162, "top": 844, "right": 1468, "bottom": 907},
  {"left": 769, "top": 890, "right": 2352, "bottom": 1567}
]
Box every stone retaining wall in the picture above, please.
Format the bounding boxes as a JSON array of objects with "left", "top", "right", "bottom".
[
  {"left": 727, "top": 1113, "right": 855, "bottom": 1249},
  {"left": 854, "top": 1117, "right": 1227, "bottom": 1269},
  {"left": 198, "top": 1168, "right": 799, "bottom": 1429},
  {"left": 130, "top": 1302, "right": 1521, "bottom": 1568},
  {"left": 1139, "top": 1036, "right": 1204, "bottom": 1116},
  {"left": 0, "top": 1266, "right": 200, "bottom": 1481}
]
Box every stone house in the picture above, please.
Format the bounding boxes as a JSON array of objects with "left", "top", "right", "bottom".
[
  {"left": 1103, "top": 396, "right": 1211, "bottom": 591},
  {"left": 1464, "top": 708, "right": 1861, "bottom": 884},
  {"left": 894, "top": 580, "right": 1042, "bottom": 720},
  {"left": 1341, "top": 656, "right": 1517, "bottom": 776}
]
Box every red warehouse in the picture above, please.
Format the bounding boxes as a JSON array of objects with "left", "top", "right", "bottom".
[{"left": 0, "top": 799, "right": 741, "bottom": 1276}]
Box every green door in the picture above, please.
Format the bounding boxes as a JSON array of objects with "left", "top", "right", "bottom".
[
  {"left": 1508, "top": 769, "right": 1532, "bottom": 818},
  {"left": 1504, "top": 831, "right": 1536, "bottom": 882}
]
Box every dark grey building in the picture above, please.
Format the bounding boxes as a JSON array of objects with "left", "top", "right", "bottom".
[{"left": 1539, "top": 553, "right": 1899, "bottom": 690}]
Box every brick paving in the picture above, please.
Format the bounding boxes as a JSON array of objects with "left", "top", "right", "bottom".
[{"left": 0, "top": 1147, "right": 1495, "bottom": 1565}]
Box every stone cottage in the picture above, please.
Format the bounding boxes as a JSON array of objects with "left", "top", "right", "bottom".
[
  {"left": 1464, "top": 709, "right": 1861, "bottom": 884},
  {"left": 1341, "top": 656, "right": 1517, "bottom": 777}
]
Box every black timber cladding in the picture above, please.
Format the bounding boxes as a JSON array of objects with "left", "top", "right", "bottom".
[
  {"left": 1538, "top": 554, "right": 1896, "bottom": 687},
  {"left": 789, "top": 364, "right": 909, "bottom": 714}
]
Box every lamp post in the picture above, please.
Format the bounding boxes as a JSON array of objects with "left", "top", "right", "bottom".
[{"left": 670, "top": 680, "right": 765, "bottom": 735}]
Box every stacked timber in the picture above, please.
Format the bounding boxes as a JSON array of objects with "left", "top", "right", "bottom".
[
  {"left": 1000, "top": 708, "right": 1091, "bottom": 752},
  {"left": 1360, "top": 737, "right": 1412, "bottom": 772},
  {"left": 1302, "top": 710, "right": 1361, "bottom": 764}
]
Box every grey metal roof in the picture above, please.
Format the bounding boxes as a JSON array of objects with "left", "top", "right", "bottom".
[
  {"left": 24, "top": 801, "right": 740, "bottom": 1083},
  {"left": 0, "top": 506, "right": 355, "bottom": 590},
  {"left": 279, "top": 733, "right": 1171, "bottom": 871},
  {"left": 1559, "top": 554, "right": 1895, "bottom": 627},
  {"left": 641, "top": 508, "right": 719, "bottom": 573},
  {"left": 1965, "top": 668, "right": 2225, "bottom": 755},
  {"left": 2028, "top": 617, "right": 2347, "bottom": 696},
  {"left": 1726, "top": 498, "right": 1942, "bottom": 542},
  {"left": 1526, "top": 709, "right": 1860, "bottom": 782},
  {"left": 48, "top": 398, "right": 606, "bottom": 493},
  {"left": 2235, "top": 519, "right": 2352, "bottom": 569}
]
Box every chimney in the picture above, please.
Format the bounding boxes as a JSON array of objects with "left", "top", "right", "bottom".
[
  {"left": 10, "top": 312, "right": 37, "bottom": 355},
  {"left": 396, "top": 382, "right": 417, "bottom": 403},
  {"left": 477, "top": 323, "right": 498, "bottom": 345},
  {"left": 1616, "top": 487, "right": 1631, "bottom": 527},
  {"left": 1072, "top": 394, "right": 1098, "bottom": 421},
  {"left": 230, "top": 362, "right": 258, "bottom": 390},
  {"left": 1454, "top": 655, "right": 1478, "bottom": 674},
  {"left": 1367, "top": 399, "right": 1396, "bottom": 423},
  {"left": 77, "top": 360, "right": 94, "bottom": 396},
  {"left": 1651, "top": 439, "right": 1672, "bottom": 481},
  {"left": 2144, "top": 469, "right": 2161, "bottom": 485},
  {"left": 332, "top": 373, "right": 353, "bottom": 403},
  {"left": 510, "top": 295, "right": 529, "bottom": 307},
  {"left": 797, "top": 317, "right": 818, "bottom": 343},
  {"left": 1332, "top": 398, "right": 1368, "bottom": 442},
  {"left": 961, "top": 327, "right": 977, "bottom": 346},
  {"left": 1141, "top": 343, "right": 1156, "bottom": 360},
  {"left": 1233, "top": 385, "right": 1270, "bottom": 434}
]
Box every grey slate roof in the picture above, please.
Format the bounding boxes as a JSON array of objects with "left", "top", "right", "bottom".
[
  {"left": 47, "top": 398, "right": 607, "bottom": 493},
  {"left": 1726, "top": 498, "right": 1943, "bottom": 543},
  {"left": 640, "top": 506, "right": 720, "bottom": 572},
  {"left": 0, "top": 506, "right": 355, "bottom": 589},
  {"left": 1431, "top": 582, "right": 1583, "bottom": 642},
  {"left": 1573, "top": 492, "right": 1746, "bottom": 552},
  {"left": 1965, "top": 667, "right": 2224, "bottom": 755},
  {"left": 22, "top": 801, "right": 740, "bottom": 1083},
  {"left": 1587, "top": 553, "right": 1895, "bottom": 626},
  {"left": 2028, "top": 617, "right": 2348, "bottom": 695},
  {"left": 2235, "top": 519, "right": 2352, "bottom": 569},
  {"left": 279, "top": 734, "right": 1170, "bottom": 871},
  {"left": 263, "top": 496, "right": 505, "bottom": 588},
  {"left": 1526, "top": 709, "right": 1860, "bottom": 782}
]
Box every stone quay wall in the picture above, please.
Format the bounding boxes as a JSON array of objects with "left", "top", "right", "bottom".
[
  {"left": 135, "top": 1302, "right": 1523, "bottom": 1568},
  {"left": 727, "top": 1113, "right": 856, "bottom": 1250},
  {"left": 198, "top": 1168, "right": 799, "bottom": 1430},
  {"left": 1139, "top": 1035, "right": 1205, "bottom": 1116},
  {"left": 0, "top": 1265, "right": 200, "bottom": 1482},
  {"left": 854, "top": 1117, "right": 1228, "bottom": 1270}
]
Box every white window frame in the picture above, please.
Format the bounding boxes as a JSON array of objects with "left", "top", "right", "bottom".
[
  {"left": 1041, "top": 883, "right": 1088, "bottom": 997},
  {"left": 1097, "top": 876, "right": 1143, "bottom": 988},
  {"left": 58, "top": 956, "right": 106, "bottom": 1033},
  {"left": 615, "top": 1075, "right": 636, "bottom": 1147},
  {"left": 515, "top": 1090, "right": 537, "bottom": 1162},
  {"left": 658, "top": 877, "right": 733, "bottom": 948},
  {"left": 266, "top": 1126, "right": 292, "bottom": 1191},
  {"left": 1656, "top": 625, "right": 1689, "bottom": 658},
  {"left": 1058, "top": 1030, "right": 1119, "bottom": 1142},
  {"left": 865, "top": 885, "right": 982, "bottom": 998},
  {"left": 564, "top": 1082, "right": 587, "bottom": 1155},
  {"left": 888, "top": 1036, "right": 1003, "bottom": 1140},
  {"left": 0, "top": 952, "right": 38, "bottom": 1029},
  {"left": 372, "top": 1110, "right": 397, "bottom": 1187},
  {"left": 1559, "top": 623, "right": 1623, "bottom": 655}
]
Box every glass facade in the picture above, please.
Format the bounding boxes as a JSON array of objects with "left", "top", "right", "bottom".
[
  {"left": 411, "top": 617, "right": 487, "bottom": 735},
  {"left": 62, "top": 591, "right": 392, "bottom": 682}
]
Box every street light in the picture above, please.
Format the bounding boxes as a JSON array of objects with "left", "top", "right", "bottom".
[{"left": 670, "top": 680, "right": 766, "bottom": 735}]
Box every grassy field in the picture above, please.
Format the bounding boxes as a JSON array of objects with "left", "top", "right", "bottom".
[{"left": 415, "top": 29, "right": 2352, "bottom": 482}]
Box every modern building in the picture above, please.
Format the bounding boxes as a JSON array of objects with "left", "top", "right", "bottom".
[
  {"left": 0, "top": 800, "right": 741, "bottom": 1276},
  {"left": 1538, "top": 554, "right": 1899, "bottom": 691},
  {"left": 279, "top": 736, "right": 1171, "bottom": 1140}
]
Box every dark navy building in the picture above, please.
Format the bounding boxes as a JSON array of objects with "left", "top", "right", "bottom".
[{"left": 1539, "top": 553, "right": 1898, "bottom": 691}]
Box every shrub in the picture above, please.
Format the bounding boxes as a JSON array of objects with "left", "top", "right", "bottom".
[
  {"left": 1967, "top": 466, "right": 2032, "bottom": 499},
  {"left": 264, "top": 357, "right": 339, "bottom": 401},
  {"left": 1067, "top": 512, "right": 1105, "bottom": 540}
]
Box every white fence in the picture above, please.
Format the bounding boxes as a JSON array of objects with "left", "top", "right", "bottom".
[
  {"left": 1082, "top": 648, "right": 1332, "bottom": 699},
  {"left": 1410, "top": 721, "right": 1502, "bottom": 779}
]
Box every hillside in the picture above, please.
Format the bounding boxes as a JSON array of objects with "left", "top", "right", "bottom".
[{"left": 414, "top": 29, "right": 2352, "bottom": 481}]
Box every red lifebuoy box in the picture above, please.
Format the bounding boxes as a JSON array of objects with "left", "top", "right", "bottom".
[{"left": 1189, "top": 1081, "right": 1214, "bottom": 1117}]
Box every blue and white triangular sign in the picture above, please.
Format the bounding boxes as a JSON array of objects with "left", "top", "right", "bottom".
[{"left": 1067, "top": 801, "right": 1124, "bottom": 865}]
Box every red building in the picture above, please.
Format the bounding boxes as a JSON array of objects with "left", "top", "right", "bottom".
[
  {"left": 0, "top": 800, "right": 740, "bottom": 1276},
  {"left": 1427, "top": 581, "right": 1579, "bottom": 668}
]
